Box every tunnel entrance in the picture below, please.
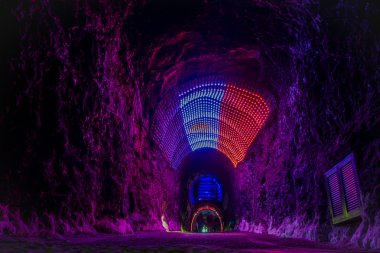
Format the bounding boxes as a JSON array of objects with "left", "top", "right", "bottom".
[
  {"left": 178, "top": 148, "right": 236, "bottom": 232},
  {"left": 151, "top": 76, "right": 275, "bottom": 233},
  {"left": 190, "top": 204, "right": 223, "bottom": 232}
]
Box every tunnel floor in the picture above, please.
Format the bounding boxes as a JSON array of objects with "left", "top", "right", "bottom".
[{"left": 0, "top": 232, "right": 375, "bottom": 253}]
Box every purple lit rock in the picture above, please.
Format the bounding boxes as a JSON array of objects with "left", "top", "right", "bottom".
[{"left": 0, "top": 0, "right": 378, "bottom": 251}]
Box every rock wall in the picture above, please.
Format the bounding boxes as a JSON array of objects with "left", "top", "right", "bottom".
[
  {"left": 0, "top": 0, "right": 179, "bottom": 236},
  {"left": 236, "top": 0, "right": 380, "bottom": 249}
]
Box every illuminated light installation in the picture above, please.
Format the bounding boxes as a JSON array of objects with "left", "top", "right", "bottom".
[
  {"left": 152, "top": 76, "right": 273, "bottom": 169},
  {"left": 190, "top": 176, "right": 222, "bottom": 204},
  {"left": 197, "top": 176, "right": 222, "bottom": 202},
  {"left": 179, "top": 82, "right": 225, "bottom": 150},
  {"left": 218, "top": 85, "right": 270, "bottom": 164},
  {"left": 190, "top": 204, "right": 223, "bottom": 232}
]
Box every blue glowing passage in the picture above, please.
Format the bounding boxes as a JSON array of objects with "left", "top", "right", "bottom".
[{"left": 191, "top": 176, "right": 222, "bottom": 203}]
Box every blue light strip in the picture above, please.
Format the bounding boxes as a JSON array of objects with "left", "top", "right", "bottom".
[
  {"left": 179, "top": 82, "right": 226, "bottom": 151},
  {"left": 197, "top": 176, "right": 222, "bottom": 202}
]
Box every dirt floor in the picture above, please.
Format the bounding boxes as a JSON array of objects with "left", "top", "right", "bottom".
[{"left": 0, "top": 232, "right": 378, "bottom": 253}]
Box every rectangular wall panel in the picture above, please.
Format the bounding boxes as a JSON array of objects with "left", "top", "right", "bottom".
[
  {"left": 341, "top": 161, "right": 360, "bottom": 212},
  {"left": 324, "top": 153, "right": 362, "bottom": 224},
  {"left": 327, "top": 172, "right": 344, "bottom": 217}
]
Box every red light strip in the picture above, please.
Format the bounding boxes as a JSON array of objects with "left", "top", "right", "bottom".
[{"left": 218, "top": 84, "right": 270, "bottom": 165}]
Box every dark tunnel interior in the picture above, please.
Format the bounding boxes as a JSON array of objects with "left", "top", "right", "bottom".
[
  {"left": 178, "top": 148, "right": 236, "bottom": 232},
  {"left": 0, "top": 0, "right": 379, "bottom": 252}
]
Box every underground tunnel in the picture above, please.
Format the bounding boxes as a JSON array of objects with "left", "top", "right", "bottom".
[{"left": 0, "top": 0, "right": 379, "bottom": 252}]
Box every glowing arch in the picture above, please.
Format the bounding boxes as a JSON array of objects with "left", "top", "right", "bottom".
[
  {"left": 190, "top": 204, "right": 223, "bottom": 232},
  {"left": 152, "top": 76, "right": 274, "bottom": 169}
]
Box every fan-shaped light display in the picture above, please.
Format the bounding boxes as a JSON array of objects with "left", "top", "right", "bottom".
[{"left": 152, "top": 77, "right": 272, "bottom": 169}]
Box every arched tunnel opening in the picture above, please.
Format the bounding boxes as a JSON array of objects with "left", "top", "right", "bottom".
[
  {"left": 0, "top": 0, "right": 379, "bottom": 252},
  {"left": 191, "top": 204, "right": 223, "bottom": 233},
  {"left": 151, "top": 76, "right": 276, "bottom": 233},
  {"left": 178, "top": 148, "right": 236, "bottom": 232}
]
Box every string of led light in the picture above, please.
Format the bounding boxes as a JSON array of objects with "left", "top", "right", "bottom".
[
  {"left": 190, "top": 204, "right": 223, "bottom": 232},
  {"left": 151, "top": 77, "right": 272, "bottom": 169}
]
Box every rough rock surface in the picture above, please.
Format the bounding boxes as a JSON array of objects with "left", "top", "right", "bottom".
[
  {"left": 0, "top": 0, "right": 180, "bottom": 236},
  {"left": 0, "top": 0, "right": 379, "bottom": 250},
  {"left": 235, "top": 1, "right": 380, "bottom": 250}
]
